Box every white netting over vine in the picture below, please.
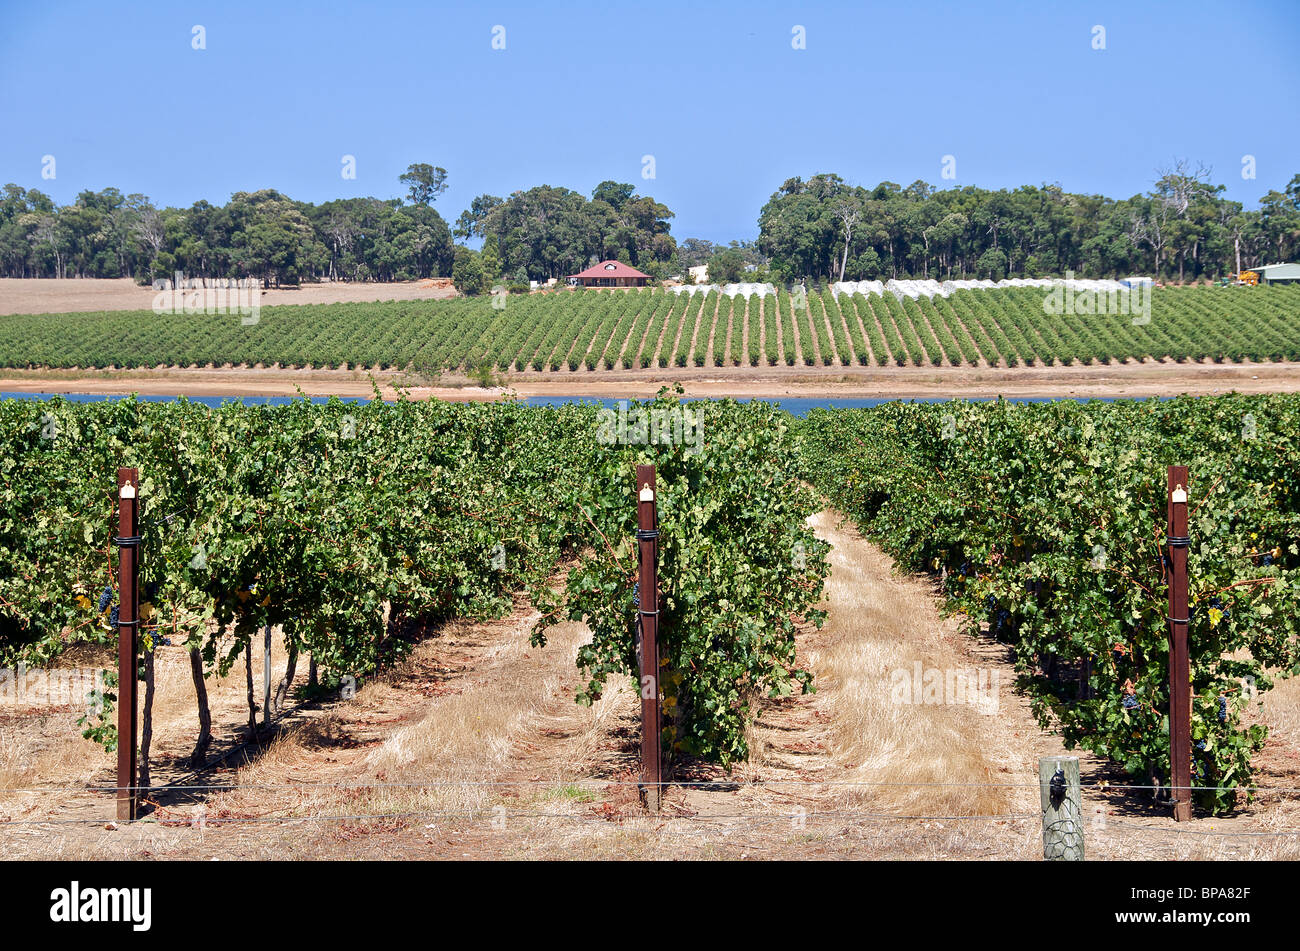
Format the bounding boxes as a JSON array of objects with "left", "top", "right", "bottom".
[
  {"left": 832, "top": 277, "right": 1150, "bottom": 299},
  {"left": 673, "top": 282, "right": 776, "bottom": 298}
]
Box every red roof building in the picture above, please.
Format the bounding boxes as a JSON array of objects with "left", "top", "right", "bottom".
[{"left": 568, "top": 260, "right": 650, "bottom": 287}]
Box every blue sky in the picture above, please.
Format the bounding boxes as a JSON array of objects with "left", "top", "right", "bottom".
[{"left": 1, "top": 0, "right": 1296, "bottom": 243}]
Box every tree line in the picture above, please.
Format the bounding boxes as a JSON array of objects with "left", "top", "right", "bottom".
[
  {"left": 757, "top": 164, "right": 1300, "bottom": 284},
  {"left": 2, "top": 161, "right": 1297, "bottom": 288},
  {"left": 0, "top": 166, "right": 681, "bottom": 290},
  {"left": 0, "top": 165, "right": 464, "bottom": 287}
]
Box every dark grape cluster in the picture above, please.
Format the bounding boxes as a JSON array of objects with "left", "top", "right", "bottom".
[
  {"left": 986, "top": 593, "right": 1010, "bottom": 635},
  {"left": 108, "top": 605, "right": 119, "bottom": 628},
  {"left": 1121, "top": 693, "right": 1139, "bottom": 710},
  {"left": 1217, "top": 695, "right": 1228, "bottom": 722},
  {"left": 97, "top": 585, "right": 112, "bottom": 612}
]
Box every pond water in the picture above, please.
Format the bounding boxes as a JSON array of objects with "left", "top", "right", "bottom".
[
  {"left": 523, "top": 395, "right": 1122, "bottom": 416},
  {"left": 1, "top": 391, "right": 1137, "bottom": 418}
]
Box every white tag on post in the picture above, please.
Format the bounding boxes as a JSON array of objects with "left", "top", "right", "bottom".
[
  {"left": 639, "top": 483, "right": 654, "bottom": 502},
  {"left": 1171, "top": 485, "right": 1187, "bottom": 504},
  {"left": 120, "top": 484, "right": 137, "bottom": 499}
]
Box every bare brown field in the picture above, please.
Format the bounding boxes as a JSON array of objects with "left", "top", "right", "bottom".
[
  {"left": 0, "top": 277, "right": 457, "bottom": 316},
  {"left": 1, "top": 511, "right": 1295, "bottom": 860}
]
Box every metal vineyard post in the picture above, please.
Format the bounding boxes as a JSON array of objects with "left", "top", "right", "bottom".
[
  {"left": 1167, "top": 466, "right": 1192, "bottom": 822},
  {"left": 116, "top": 467, "right": 140, "bottom": 821},
  {"left": 636, "top": 464, "right": 663, "bottom": 812}
]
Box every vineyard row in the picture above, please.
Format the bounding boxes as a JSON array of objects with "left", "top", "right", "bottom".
[{"left": 1, "top": 285, "right": 1298, "bottom": 371}]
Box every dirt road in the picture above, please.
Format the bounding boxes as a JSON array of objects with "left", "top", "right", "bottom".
[{"left": 3, "top": 359, "right": 1299, "bottom": 403}]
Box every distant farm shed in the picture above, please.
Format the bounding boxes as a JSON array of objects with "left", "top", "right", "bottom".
[
  {"left": 569, "top": 260, "right": 651, "bottom": 287},
  {"left": 1246, "top": 263, "right": 1300, "bottom": 285}
]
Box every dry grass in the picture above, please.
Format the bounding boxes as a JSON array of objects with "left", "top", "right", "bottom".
[
  {"left": 361, "top": 618, "right": 559, "bottom": 812},
  {"left": 0, "top": 627, "right": 291, "bottom": 812},
  {"left": 1261, "top": 667, "right": 1300, "bottom": 743},
  {"left": 206, "top": 608, "right": 638, "bottom": 846},
  {"left": 0, "top": 722, "right": 99, "bottom": 795},
  {"left": 1, "top": 647, "right": 123, "bottom": 803},
  {"left": 807, "top": 511, "right": 1013, "bottom": 817}
]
